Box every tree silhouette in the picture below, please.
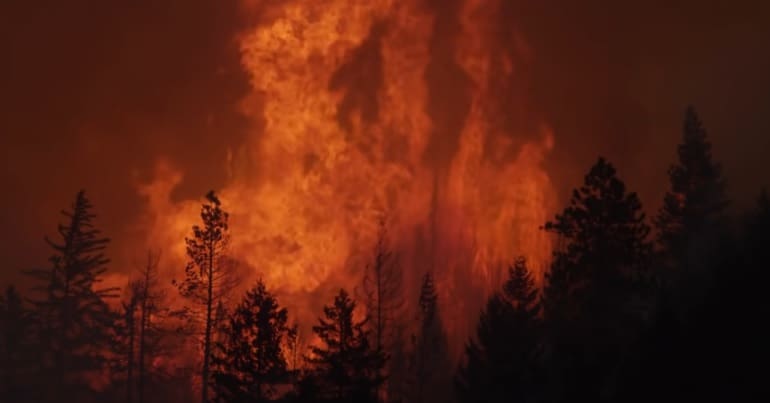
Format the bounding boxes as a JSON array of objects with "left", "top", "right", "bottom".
[
  {"left": 307, "top": 289, "right": 385, "bottom": 403},
  {"left": 456, "top": 257, "right": 542, "bottom": 403},
  {"left": 24, "top": 190, "right": 119, "bottom": 399},
  {"left": 360, "top": 220, "right": 402, "bottom": 399},
  {"left": 110, "top": 281, "right": 140, "bottom": 403},
  {"left": 175, "top": 191, "right": 236, "bottom": 403},
  {"left": 404, "top": 272, "right": 451, "bottom": 403},
  {"left": 655, "top": 106, "right": 728, "bottom": 290},
  {"left": 211, "top": 279, "right": 290, "bottom": 402},
  {"left": 135, "top": 250, "right": 168, "bottom": 403},
  {"left": 542, "top": 158, "right": 652, "bottom": 401},
  {"left": 0, "top": 285, "right": 33, "bottom": 401},
  {"left": 285, "top": 322, "right": 303, "bottom": 373}
]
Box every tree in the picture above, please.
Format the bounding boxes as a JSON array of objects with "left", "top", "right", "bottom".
[
  {"left": 285, "top": 322, "right": 303, "bottom": 372},
  {"left": 308, "top": 289, "right": 385, "bottom": 403},
  {"left": 210, "top": 279, "right": 291, "bottom": 402},
  {"left": 408, "top": 272, "right": 451, "bottom": 403},
  {"left": 360, "top": 220, "right": 402, "bottom": 399},
  {"left": 542, "top": 158, "right": 652, "bottom": 401},
  {"left": 0, "top": 285, "right": 33, "bottom": 400},
  {"left": 24, "top": 190, "right": 119, "bottom": 399},
  {"left": 114, "top": 282, "right": 141, "bottom": 403},
  {"left": 176, "top": 191, "right": 236, "bottom": 403},
  {"left": 456, "top": 257, "right": 543, "bottom": 403},
  {"left": 655, "top": 106, "right": 728, "bottom": 278},
  {"left": 136, "top": 250, "right": 167, "bottom": 403}
]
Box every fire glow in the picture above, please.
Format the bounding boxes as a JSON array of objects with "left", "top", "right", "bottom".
[{"left": 136, "top": 0, "right": 556, "bottom": 356}]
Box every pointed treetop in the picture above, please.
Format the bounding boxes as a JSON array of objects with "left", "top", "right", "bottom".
[{"left": 205, "top": 190, "right": 221, "bottom": 205}]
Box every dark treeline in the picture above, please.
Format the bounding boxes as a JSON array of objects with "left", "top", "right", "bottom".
[{"left": 1, "top": 106, "right": 768, "bottom": 402}]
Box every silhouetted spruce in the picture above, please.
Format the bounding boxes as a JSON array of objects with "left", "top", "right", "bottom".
[
  {"left": 655, "top": 106, "right": 728, "bottom": 281},
  {"left": 362, "top": 221, "right": 402, "bottom": 354},
  {"left": 0, "top": 285, "right": 33, "bottom": 401},
  {"left": 360, "top": 221, "right": 402, "bottom": 401},
  {"left": 456, "top": 257, "right": 542, "bottom": 403},
  {"left": 307, "top": 289, "right": 385, "bottom": 403},
  {"left": 135, "top": 250, "right": 169, "bottom": 403},
  {"left": 210, "top": 279, "right": 290, "bottom": 402},
  {"left": 542, "top": 158, "right": 652, "bottom": 402},
  {"left": 23, "top": 190, "right": 119, "bottom": 400},
  {"left": 175, "top": 191, "right": 237, "bottom": 403},
  {"left": 408, "top": 272, "right": 452, "bottom": 403},
  {"left": 109, "top": 281, "right": 140, "bottom": 403}
]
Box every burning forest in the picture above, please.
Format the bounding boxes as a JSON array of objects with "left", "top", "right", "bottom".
[{"left": 1, "top": 0, "right": 769, "bottom": 402}]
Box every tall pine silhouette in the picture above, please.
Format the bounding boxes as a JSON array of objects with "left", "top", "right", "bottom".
[
  {"left": 408, "top": 272, "right": 451, "bottom": 403},
  {"left": 456, "top": 257, "right": 542, "bottom": 403},
  {"left": 0, "top": 286, "right": 33, "bottom": 401},
  {"left": 543, "top": 158, "right": 652, "bottom": 402},
  {"left": 307, "top": 289, "right": 385, "bottom": 403},
  {"left": 176, "top": 191, "right": 236, "bottom": 403},
  {"left": 136, "top": 250, "right": 167, "bottom": 403},
  {"left": 211, "top": 279, "right": 290, "bottom": 402},
  {"left": 361, "top": 221, "right": 402, "bottom": 401},
  {"left": 24, "top": 190, "right": 119, "bottom": 400},
  {"left": 655, "top": 106, "right": 728, "bottom": 288}
]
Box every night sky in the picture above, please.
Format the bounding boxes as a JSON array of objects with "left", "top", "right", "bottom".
[{"left": 2, "top": 0, "right": 769, "bottom": 287}]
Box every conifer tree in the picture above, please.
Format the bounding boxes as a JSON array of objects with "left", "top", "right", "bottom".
[
  {"left": 24, "top": 190, "right": 119, "bottom": 398},
  {"left": 211, "top": 279, "right": 290, "bottom": 402},
  {"left": 655, "top": 106, "right": 728, "bottom": 272},
  {"left": 361, "top": 221, "right": 402, "bottom": 400},
  {"left": 456, "top": 257, "right": 542, "bottom": 403},
  {"left": 0, "top": 285, "right": 32, "bottom": 400},
  {"left": 542, "top": 158, "right": 652, "bottom": 401},
  {"left": 135, "top": 250, "right": 167, "bottom": 403},
  {"left": 308, "top": 289, "right": 385, "bottom": 403},
  {"left": 362, "top": 222, "right": 402, "bottom": 352},
  {"left": 408, "top": 272, "right": 451, "bottom": 403},
  {"left": 116, "top": 282, "right": 141, "bottom": 403},
  {"left": 176, "top": 191, "right": 236, "bottom": 403}
]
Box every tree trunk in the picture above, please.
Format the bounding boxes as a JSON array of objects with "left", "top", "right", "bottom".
[
  {"left": 201, "top": 245, "right": 215, "bottom": 403},
  {"left": 138, "top": 280, "right": 148, "bottom": 403},
  {"left": 127, "top": 306, "right": 135, "bottom": 403}
]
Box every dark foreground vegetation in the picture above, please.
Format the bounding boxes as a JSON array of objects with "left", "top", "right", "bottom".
[{"left": 1, "top": 107, "right": 768, "bottom": 402}]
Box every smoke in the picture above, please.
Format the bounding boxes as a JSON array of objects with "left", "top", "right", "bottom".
[{"left": 0, "top": 0, "right": 251, "bottom": 285}]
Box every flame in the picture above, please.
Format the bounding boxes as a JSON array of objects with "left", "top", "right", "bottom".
[{"left": 136, "top": 0, "right": 556, "bottom": 357}]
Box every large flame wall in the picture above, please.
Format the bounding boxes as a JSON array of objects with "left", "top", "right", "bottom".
[{"left": 138, "top": 0, "right": 556, "bottom": 355}]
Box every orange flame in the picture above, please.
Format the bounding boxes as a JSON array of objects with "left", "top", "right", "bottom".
[{"left": 136, "top": 0, "right": 556, "bottom": 357}]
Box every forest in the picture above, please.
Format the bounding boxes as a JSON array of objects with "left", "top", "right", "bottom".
[{"left": 1, "top": 106, "right": 768, "bottom": 403}]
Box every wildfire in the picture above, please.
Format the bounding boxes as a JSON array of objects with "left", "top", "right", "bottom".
[{"left": 137, "top": 0, "right": 556, "bottom": 357}]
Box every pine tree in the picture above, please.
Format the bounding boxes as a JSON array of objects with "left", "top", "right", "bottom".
[
  {"left": 361, "top": 221, "right": 402, "bottom": 400},
  {"left": 655, "top": 106, "right": 728, "bottom": 274},
  {"left": 408, "top": 272, "right": 451, "bottom": 403},
  {"left": 456, "top": 257, "right": 542, "bottom": 403},
  {"left": 176, "top": 191, "right": 236, "bottom": 403},
  {"left": 118, "top": 282, "right": 141, "bottom": 403},
  {"left": 0, "top": 285, "right": 33, "bottom": 400},
  {"left": 24, "top": 190, "right": 119, "bottom": 399},
  {"left": 308, "top": 289, "right": 385, "bottom": 403},
  {"left": 136, "top": 250, "right": 167, "bottom": 403},
  {"left": 542, "top": 158, "right": 652, "bottom": 401},
  {"left": 211, "top": 279, "right": 290, "bottom": 402}
]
